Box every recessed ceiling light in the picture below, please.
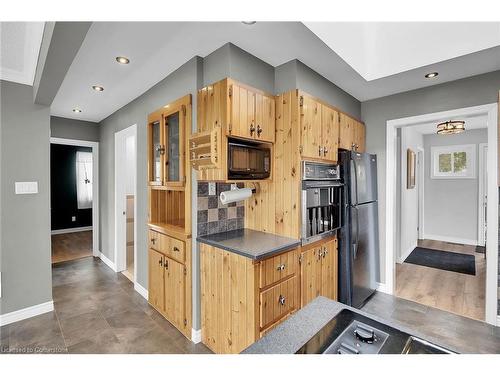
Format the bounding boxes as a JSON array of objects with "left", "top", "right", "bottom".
[
  {"left": 115, "top": 56, "right": 130, "bottom": 64},
  {"left": 92, "top": 85, "right": 104, "bottom": 92},
  {"left": 73, "top": 108, "right": 82, "bottom": 113},
  {"left": 242, "top": 21, "right": 256, "bottom": 25},
  {"left": 425, "top": 72, "right": 439, "bottom": 79}
]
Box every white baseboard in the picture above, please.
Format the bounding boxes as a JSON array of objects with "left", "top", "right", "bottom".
[
  {"left": 51, "top": 226, "right": 92, "bottom": 235},
  {"left": 191, "top": 328, "right": 202, "bottom": 344},
  {"left": 0, "top": 301, "right": 54, "bottom": 327},
  {"left": 423, "top": 234, "right": 478, "bottom": 246},
  {"left": 134, "top": 282, "right": 148, "bottom": 300},
  {"left": 497, "top": 316, "right": 500, "bottom": 327},
  {"left": 99, "top": 252, "right": 117, "bottom": 272},
  {"left": 376, "top": 282, "right": 391, "bottom": 294}
]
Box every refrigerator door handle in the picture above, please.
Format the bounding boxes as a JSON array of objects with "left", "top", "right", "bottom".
[
  {"left": 352, "top": 206, "right": 359, "bottom": 259},
  {"left": 351, "top": 158, "right": 359, "bottom": 206}
]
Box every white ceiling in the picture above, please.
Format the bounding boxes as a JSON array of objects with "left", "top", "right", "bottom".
[
  {"left": 0, "top": 22, "right": 44, "bottom": 85},
  {"left": 304, "top": 22, "right": 500, "bottom": 81},
  {"left": 409, "top": 113, "right": 487, "bottom": 135},
  {"left": 36, "top": 22, "right": 500, "bottom": 122}
]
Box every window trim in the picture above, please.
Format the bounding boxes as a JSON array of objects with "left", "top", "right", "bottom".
[{"left": 431, "top": 144, "right": 476, "bottom": 179}]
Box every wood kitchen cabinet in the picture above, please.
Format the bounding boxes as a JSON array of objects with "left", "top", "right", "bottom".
[
  {"left": 148, "top": 229, "right": 191, "bottom": 338},
  {"left": 299, "top": 93, "right": 339, "bottom": 163},
  {"left": 147, "top": 95, "right": 190, "bottom": 187},
  {"left": 300, "top": 237, "right": 338, "bottom": 307},
  {"left": 339, "top": 113, "right": 366, "bottom": 153},
  {"left": 230, "top": 82, "right": 275, "bottom": 143}
]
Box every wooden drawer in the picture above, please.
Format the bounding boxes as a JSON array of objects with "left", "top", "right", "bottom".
[
  {"left": 260, "top": 276, "right": 298, "bottom": 329},
  {"left": 165, "top": 236, "right": 186, "bottom": 263},
  {"left": 148, "top": 230, "right": 186, "bottom": 263},
  {"left": 148, "top": 230, "right": 161, "bottom": 251},
  {"left": 259, "top": 248, "right": 298, "bottom": 289}
]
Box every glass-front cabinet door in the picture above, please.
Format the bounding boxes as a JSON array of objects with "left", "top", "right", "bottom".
[
  {"left": 163, "top": 105, "right": 185, "bottom": 187},
  {"left": 148, "top": 113, "right": 164, "bottom": 185}
]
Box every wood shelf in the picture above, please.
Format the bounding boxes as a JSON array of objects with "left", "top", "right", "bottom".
[
  {"left": 148, "top": 222, "right": 191, "bottom": 241},
  {"left": 189, "top": 127, "right": 222, "bottom": 170}
]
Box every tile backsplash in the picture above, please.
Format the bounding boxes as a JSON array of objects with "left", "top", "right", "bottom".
[{"left": 197, "top": 182, "right": 245, "bottom": 236}]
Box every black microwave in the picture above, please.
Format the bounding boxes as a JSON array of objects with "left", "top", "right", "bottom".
[{"left": 228, "top": 139, "right": 271, "bottom": 180}]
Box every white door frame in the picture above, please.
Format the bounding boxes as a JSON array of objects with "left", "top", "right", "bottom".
[
  {"left": 478, "top": 143, "right": 488, "bottom": 247},
  {"left": 50, "top": 137, "right": 99, "bottom": 257},
  {"left": 385, "top": 103, "right": 498, "bottom": 326},
  {"left": 114, "top": 124, "right": 138, "bottom": 284},
  {"left": 417, "top": 147, "right": 425, "bottom": 240}
]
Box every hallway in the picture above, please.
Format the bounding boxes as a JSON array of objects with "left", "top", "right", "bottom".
[
  {"left": 51, "top": 231, "right": 93, "bottom": 264},
  {"left": 1, "top": 257, "right": 210, "bottom": 354}
]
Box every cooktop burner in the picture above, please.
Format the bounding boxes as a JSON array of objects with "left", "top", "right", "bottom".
[{"left": 295, "top": 309, "right": 455, "bottom": 354}]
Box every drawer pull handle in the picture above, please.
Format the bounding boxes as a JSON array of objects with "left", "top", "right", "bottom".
[
  {"left": 173, "top": 247, "right": 180, "bottom": 252},
  {"left": 151, "top": 238, "right": 156, "bottom": 245},
  {"left": 276, "top": 264, "right": 285, "bottom": 271},
  {"left": 278, "top": 295, "right": 286, "bottom": 306},
  {"left": 164, "top": 259, "right": 169, "bottom": 270}
]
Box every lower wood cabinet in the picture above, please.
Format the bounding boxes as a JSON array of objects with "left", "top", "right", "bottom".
[
  {"left": 148, "top": 230, "right": 191, "bottom": 339},
  {"left": 300, "top": 237, "right": 338, "bottom": 307},
  {"left": 200, "top": 236, "right": 337, "bottom": 354}
]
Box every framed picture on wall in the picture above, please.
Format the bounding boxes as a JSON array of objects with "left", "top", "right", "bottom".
[{"left": 407, "top": 149, "right": 416, "bottom": 189}]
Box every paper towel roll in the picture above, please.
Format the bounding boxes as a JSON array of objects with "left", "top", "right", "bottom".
[{"left": 219, "top": 188, "right": 253, "bottom": 205}]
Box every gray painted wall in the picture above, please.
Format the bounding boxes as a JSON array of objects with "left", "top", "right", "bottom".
[
  {"left": 50, "top": 116, "right": 100, "bottom": 142},
  {"left": 98, "top": 56, "right": 203, "bottom": 328},
  {"left": 0, "top": 81, "right": 52, "bottom": 314},
  {"left": 423, "top": 129, "right": 487, "bottom": 244},
  {"left": 361, "top": 70, "right": 500, "bottom": 283}
]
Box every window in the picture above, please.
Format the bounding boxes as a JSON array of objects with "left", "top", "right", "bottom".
[
  {"left": 76, "top": 151, "right": 93, "bottom": 209},
  {"left": 431, "top": 144, "right": 476, "bottom": 179}
]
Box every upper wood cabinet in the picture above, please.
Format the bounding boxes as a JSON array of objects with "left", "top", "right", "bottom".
[
  {"left": 300, "top": 237, "right": 338, "bottom": 307},
  {"left": 299, "top": 94, "right": 339, "bottom": 163},
  {"left": 339, "top": 113, "right": 366, "bottom": 153},
  {"left": 229, "top": 82, "right": 275, "bottom": 142},
  {"left": 148, "top": 95, "right": 191, "bottom": 187}
]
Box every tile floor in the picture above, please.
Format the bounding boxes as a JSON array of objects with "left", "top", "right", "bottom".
[{"left": 0, "top": 257, "right": 211, "bottom": 354}]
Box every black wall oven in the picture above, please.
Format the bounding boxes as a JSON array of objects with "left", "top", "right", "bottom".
[
  {"left": 301, "top": 161, "right": 343, "bottom": 245},
  {"left": 228, "top": 139, "right": 271, "bottom": 180}
]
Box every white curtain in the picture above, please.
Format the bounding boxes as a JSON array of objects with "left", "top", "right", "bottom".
[{"left": 76, "top": 151, "right": 93, "bottom": 209}]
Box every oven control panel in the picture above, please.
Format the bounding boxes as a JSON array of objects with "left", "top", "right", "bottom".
[{"left": 302, "top": 161, "right": 340, "bottom": 180}]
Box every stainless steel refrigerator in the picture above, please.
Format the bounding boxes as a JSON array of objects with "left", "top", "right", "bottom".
[{"left": 338, "top": 150, "right": 379, "bottom": 308}]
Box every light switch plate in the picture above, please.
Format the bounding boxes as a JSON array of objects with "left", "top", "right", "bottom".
[
  {"left": 15, "top": 181, "right": 38, "bottom": 194},
  {"left": 208, "top": 182, "right": 216, "bottom": 196}
]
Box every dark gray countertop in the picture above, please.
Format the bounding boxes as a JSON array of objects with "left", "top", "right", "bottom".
[
  {"left": 242, "top": 297, "right": 461, "bottom": 354},
  {"left": 197, "top": 228, "right": 301, "bottom": 260}
]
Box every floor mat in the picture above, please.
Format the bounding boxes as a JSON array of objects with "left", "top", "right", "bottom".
[{"left": 404, "top": 247, "right": 476, "bottom": 275}]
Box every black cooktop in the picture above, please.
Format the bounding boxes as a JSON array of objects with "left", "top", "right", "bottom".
[{"left": 296, "top": 309, "right": 455, "bottom": 354}]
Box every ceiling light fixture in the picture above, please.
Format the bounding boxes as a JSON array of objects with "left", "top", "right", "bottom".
[
  {"left": 73, "top": 108, "right": 82, "bottom": 113},
  {"left": 437, "top": 120, "right": 465, "bottom": 135},
  {"left": 425, "top": 72, "right": 439, "bottom": 79},
  {"left": 242, "top": 21, "right": 256, "bottom": 25},
  {"left": 115, "top": 56, "right": 130, "bottom": 64},
  {"left": 92, "top": 85, "right": 104, "bottom": 92}
]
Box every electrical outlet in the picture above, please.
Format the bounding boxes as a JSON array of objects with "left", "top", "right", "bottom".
[
  {"left": 71, "top": 216, "right": 76, "bottom": 222},
  {"left": 208, "top": 182, "right": 216, "bottom": 196}
]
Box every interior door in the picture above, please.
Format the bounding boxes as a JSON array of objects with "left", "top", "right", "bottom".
[
  {"left": 148, "top": 249, "right": 165, "bottom": 311},
  {"left": 164, "top": 257, "right": 186, "bottom": 329},
  {"left": 300, "top": 96, "right": 322, "bottom": 159},
  {"left": 321, "top": 106, "right": 339, "bottom": 163},
  {"left": 300, "top": 246, "right": 322, "bottom": 307}
]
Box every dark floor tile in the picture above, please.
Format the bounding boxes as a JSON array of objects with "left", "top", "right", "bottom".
[
  {"left": 7, "top": 312, "right": 62, "bottom": 348},
  {"left": 121, "top": 328, "right": 185, "bottom": 354},
  {"left": 67, "top": 330, "right": 124, "bottom": 354}
]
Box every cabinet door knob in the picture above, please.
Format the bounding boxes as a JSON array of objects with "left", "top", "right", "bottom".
[
  {"left": 164, "top": 259, "right": 169, "bottom": 270},
  {"left": 250, "top": 123, "right": 256, "bottom": 135},
  {"left": 318, "top": 146, "right": 324, "bottom": 156},
  {"left": 173, "top": 247, "right": 180, "bottom": 252},
  {"left": 151, "top": 238, "right": 156, "bottom": 245},
  {"left": 276, "top": 264, "right": 285, "bottom": 271},
  {"left": 323, "top": 147, "right": 328, "bottom": 156},
  {"left": 257, "top": 124, "right": 263, "bottom": 136},
  {"left": 279, "top": 295, "right": 286, "bottom": 306},
  {"left": 159, "top": 258, "right": 163, "bottom": 266}
]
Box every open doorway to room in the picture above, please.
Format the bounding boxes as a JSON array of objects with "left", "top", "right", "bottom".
[
  {"left": 50, "top": 138, "right": 99, "bottom": 263},
  {"left": 114, "top": 124, "right": 137, "bottom": 283},
  {"left": 385, "top": 103, "right": 498, "bottom": 325}
]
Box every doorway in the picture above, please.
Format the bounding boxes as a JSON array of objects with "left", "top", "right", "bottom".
[
  {"left": 50, "top": 138, "right": 99, "bottom": 263},
  {"left": 114, "top": 124, "right": 137, "bottom": 283},
  {"left": 385, "top": 103, "right": 498, "bottom": 325}
]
